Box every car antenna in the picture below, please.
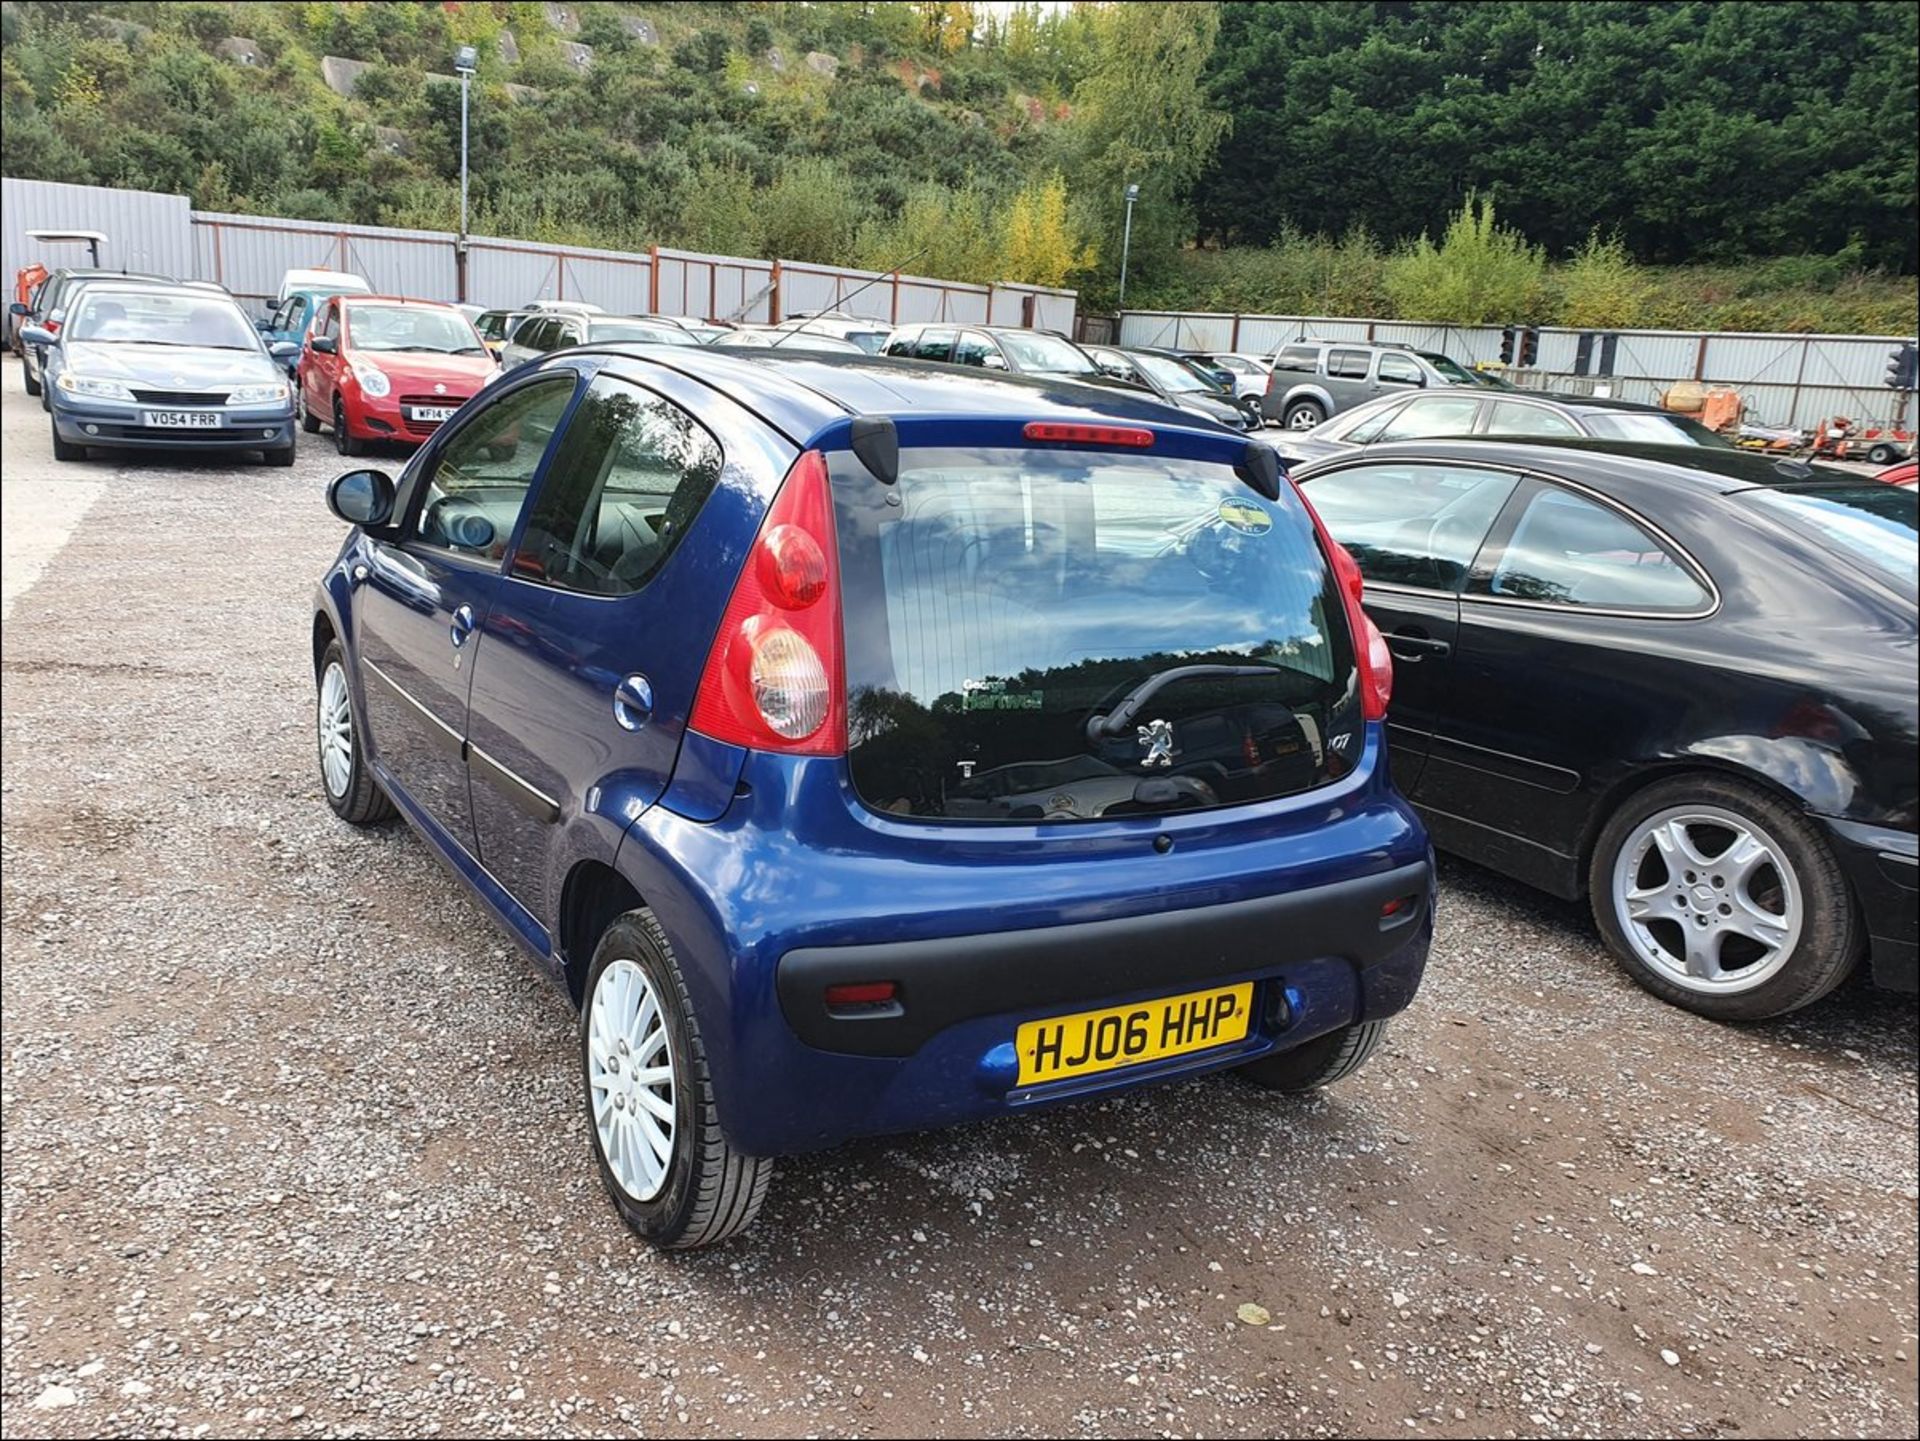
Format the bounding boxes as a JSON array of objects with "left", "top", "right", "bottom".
[{"left": 765, "top": 248, "right": 928, "bottom": 350}]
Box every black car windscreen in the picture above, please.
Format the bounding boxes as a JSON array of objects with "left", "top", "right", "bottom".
[{"left": 832, "top": 446, "right": 1361, "bottom": 823}]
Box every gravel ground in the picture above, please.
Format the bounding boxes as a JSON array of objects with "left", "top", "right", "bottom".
[{"left": 2, "top": 357, "right": 1915, "bottom": 1440}]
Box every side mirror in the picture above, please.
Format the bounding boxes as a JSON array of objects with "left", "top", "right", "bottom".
[
  {"left": 8, "top": 301, "right": 28, "bottom": 317},
  {"left": 256, "top": 317, "right": 273, "bottom": 331},
  {"left": 327, "top": 469, "right": 397, "bottom": 528},
  {"left": 18, "top": 324, "right": 55, "bottom": 347},
  {"left": 311, "top": 335, "right": 338, "bottom": 355},
  {"left": 269, "top": 340, "right": 300, "bottom": 359}
]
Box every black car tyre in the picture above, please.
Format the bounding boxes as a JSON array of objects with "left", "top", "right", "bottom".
[
  {"left": 23, "top": 362, "right": 42, "bottom": 397},
  {"left": 333, "top": 396, "right": 365, "bottom": 457},
  {"left": 316, "top": 640, "right": 395, "bottom": 825},
  {"left": 1865, "top": 442, "right": 1897, "bottom": 466},
  {"left": 1235, "top": 1019, "right": 1388, "bottom": 1092},
  {"left": 1284, "top": 399, "right": 1326, "bottom": 431},
  {"left": 49, "top": 416, "right": 85, "bottom": 462},
  {"left": 300, "top": 392, "right": 321, "bottom": 434},
  {"left": 581, "top": 910, "right": 772, "bottom": 1250},
  {"left": 1589, "top": 774, "right": 1859, "bottom": 1021},
  {"left": 265, "top": 443, "right": 296, "bottom": 467}
]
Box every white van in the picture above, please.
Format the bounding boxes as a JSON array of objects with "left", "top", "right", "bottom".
[{"left": 276, "top": 268, "right": 371, "bottom": 305}]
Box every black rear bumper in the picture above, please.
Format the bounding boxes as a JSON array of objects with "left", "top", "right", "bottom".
[
  {"left": 777, "top": 858, "right": 1432, "bottom": 1056},
  {"left": 1822, "top": 817, "right": 1918, "bottom": 993}
]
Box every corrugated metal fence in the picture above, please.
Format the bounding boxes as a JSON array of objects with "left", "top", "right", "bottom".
[
  {"left": 1117, "top": 310, "right": 1916, "bottom": 428},
  {"left": 3, "top": 177, "right": 1076, "bottom": 335}
]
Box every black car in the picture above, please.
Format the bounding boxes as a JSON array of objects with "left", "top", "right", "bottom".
[
  {"left": 1295, "top": 439, "right": 1917, "bottom": 1020},
  {"left": 1083, "top": 345, "right": 1261, "bottom": 431},
  {"left": 1279, "top": 389, "right": 1738, "bottom": 467},
  {"left": 12, "top": 267, "right": 171, "bottom": 396}
]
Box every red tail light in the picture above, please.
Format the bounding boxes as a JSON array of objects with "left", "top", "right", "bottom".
[
  {"left": 1296, "top": 486, "right": 1392, "bottom": 723},
  {"left": 44, "top": 318, "right": 60, "bottom": 334},
  {"left": 1022, "top": 422, "right": 1154, "bottom": 448},
  {"left": 689, "top": 449, "right": 846, "bottom": 755}
]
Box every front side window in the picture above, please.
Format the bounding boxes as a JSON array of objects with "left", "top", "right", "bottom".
[
  {"left": 1327, "top": 348, "right": 1372, "bottom": 380},
  {"left": 1486, "top": 400, "right": 1579, "bottom": 438},
  {"left": 1272, "top": 345, "right": 1319, "bottom": 374},
  {"left": 1480, "top": 486, "right": 1710, "bottom": 611},
  {"left": 1420, "top": 353, "right": 1480, "bottom": 387},
  {"left": 513, "top": 375, "right": 723, "bottom": 597},
  {"left": 1305, "top": 463, "right": 1519, "bottom": 591},
  {"left": 316, "top": 301, "right": 338, "bottom": 340},
  {"left": 834, "top": 447, "right": 1361, "bottom": 822},
  {"left": 66, "top": 291, "right": 259, "bottom": 349},
  {"left": 884, "top": 330, "right": 918, "bottom": 357},
  {"left": 412, "top": 377, "right": 576, "bottom": 558},
  {"left": 1375, "top": 395, "right": 1481, "bottom": 442},
  {"left": 952, "top": 331, "right": 994, "bottom": 367},
  {"left": 1377, "top": 353, "right": 1424, "bottom": 387}
]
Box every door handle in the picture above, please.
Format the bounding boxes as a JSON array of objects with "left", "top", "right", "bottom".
[
  {"left": 1387, "top": 629, "right": 1451, "bottom": 660},
  {"left": 612, "top": 673, "right": 654, "bottom": 731},
  {"left": 449, "top": 604, "right": 476, "bottom": 649}
]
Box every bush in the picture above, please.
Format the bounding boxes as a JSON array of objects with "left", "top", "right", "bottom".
[
  {"left": 672, "top": 159, "right": 766, "bottom": 256},
  {"left": 760, "top": 156, "right": 862, "bottom": 262},
  {"left": 1383, "top": 197, "right": 1546, "bottom": 324},
  {"left": 1557, "top": 230, "right": 1652, "bottom": 328}
]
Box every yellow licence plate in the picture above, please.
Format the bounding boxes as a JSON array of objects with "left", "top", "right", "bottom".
[{"left": 1015, "top": 982, "right": 1255, "bottom": 1087}]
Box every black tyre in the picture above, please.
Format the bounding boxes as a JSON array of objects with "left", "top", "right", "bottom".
[
  {"left": 1865, "top": 443, "right": 1897, "bottom": 466},
  {"left": 581, "top": 910, "right": 772, "bottom": 1250},
  {"left": 1283, "top": 398, "right": 1326, "bottom": 431},
  {"left": 49, "top": 417, "right": 85, "bottom": 462},
  {"left": 265, "top": 443, "right": 296, "bottom": 468},
  {"left": 333, "top": 397, "right": 365, "bottom": 457},
  {"left": 1236, "top": 1019, "right": 1388, "bottom": 1092},
  {"left": 300, "top": 392, "right": 321, "bottom": 433},
  {"left": 316, "top": 639, "right": 395, "bottom": 825},
  {"left": 23, "top": 362, "right": 42, "bottom": 397},
  {"left": 1589, "top": 774, "right": 1859, "bottom": 1020}
]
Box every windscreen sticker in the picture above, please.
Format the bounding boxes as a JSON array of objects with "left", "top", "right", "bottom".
[{"left": 1216, "top": 499, "right": 1273, "bottom": 535}]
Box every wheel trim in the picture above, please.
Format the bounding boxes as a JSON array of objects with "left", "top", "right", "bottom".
[
  {"left": 318, "top": 662, "right": 353, "bottom": 799},
  {"left": 1287, "top": 408, "right": 1320, "bottom": 430},
  {"left": 587, "top": 958, "right": 677, "bottom": 1202},
  {"left": 1611, "top": 804, "right": 1805, "bottom": 994}
]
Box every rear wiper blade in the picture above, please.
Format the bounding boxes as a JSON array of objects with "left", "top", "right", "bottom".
[{"left": 1086, "top": 664, "right": 1273, "bottom": 741}]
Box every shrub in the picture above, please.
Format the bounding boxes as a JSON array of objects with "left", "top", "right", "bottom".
[
  {"left": 760, "top": 156, "right": 862, "bottom": 262},
  {"left": 1557, "top": 230, "right": 1652, "bottom": 328},
  {"left": 1383, "top": 197, "right": 1546, "bottom": 324}
]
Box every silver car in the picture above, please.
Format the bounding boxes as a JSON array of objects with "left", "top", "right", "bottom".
[
  {"left": 25, "top": 283, "right": 300, "bottom": 465},
  {"left": 1261, "top": 340, "right": 1487, "bottom": 430}
]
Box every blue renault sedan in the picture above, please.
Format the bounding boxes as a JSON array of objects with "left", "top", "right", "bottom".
[
  {"left": 26, "top": 283, "right": 299, "bottom": 465},
  {"left": 311, "top": 347, "right": 1433, "bottom": 1248}
]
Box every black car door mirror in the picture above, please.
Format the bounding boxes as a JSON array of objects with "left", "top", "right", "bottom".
[
  {"left": 311, "top": 335, "right": 337, "bottom": 355},
  {"left": 8, "top": 301, "right": 29, "bottom": 317},
  {"left": 327, "top": 469, "right": 397, "bottom": 528}
]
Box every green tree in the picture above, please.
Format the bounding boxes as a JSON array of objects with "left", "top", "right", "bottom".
[
  {"left": 999, "top": 171, "right": 1095, "bottom": 287},
  {"left": 1382, "top": 197, "right": 1546, "bottom": 323},
  {"left": 1557, "top": 229, "right": 1652, "bottom": 328},
  {"left": 760, "top": 156, "right": 862, "bottom": 261}
]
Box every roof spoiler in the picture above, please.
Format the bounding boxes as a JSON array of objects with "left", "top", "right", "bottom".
[
  {"left": 850, "top": 415, "right": 898, "bottom": 486},
  {"left": 1236, "top": 440, "right": 1283, "bottom": 501}
]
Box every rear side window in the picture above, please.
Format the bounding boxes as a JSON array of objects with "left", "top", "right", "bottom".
[
  {"left": 1304, "top": 463, "right": 1519, "bottom": 591},
  {"left": 915, "top": 328, "right": 957, "bottom": 362},
  {"left": 1327, "top": 348, "right": 1372, "bottom": 379},
  {"left": 833, "top": 447, "right": 1363, "bottom": 823},
  {"left": 1487, "top": 400, "right": 1579, "bottom": 437},
  {"left": 514, "top": 374, "right": 722, "bottom": 596},
  {"left": 1479, "top": 486, "right": 1710, "bottom": 611},
  {"left": 1272, "top": 345, "right": 1319, "bottom": 373}
]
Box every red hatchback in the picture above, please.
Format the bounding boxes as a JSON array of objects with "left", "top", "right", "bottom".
[{"left": 299, "top": 296, "right": 497, "bottom": 454}]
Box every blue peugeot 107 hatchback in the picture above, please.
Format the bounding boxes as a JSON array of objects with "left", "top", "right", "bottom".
[{"left": 311, "top": 346, "right": 1433, "bottom": 1248}]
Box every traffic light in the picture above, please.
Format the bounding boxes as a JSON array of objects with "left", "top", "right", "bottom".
[
  {"left": 1520, "top": 327, "right": 1539, "bottom": 367},
  {"left": 1888, "top": 343, "right": 1918, "bottom": 390},
  {"left": 1499, "top": 325, "right": 1516, "bottom": 365}
]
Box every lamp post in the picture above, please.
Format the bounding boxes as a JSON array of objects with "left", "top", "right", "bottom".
[
  {"left": 1116, "top": 182, "right": 1140, "bottom": 313},
  {"left": 453, "top": 45, "right": 478, "bottom": 301}
]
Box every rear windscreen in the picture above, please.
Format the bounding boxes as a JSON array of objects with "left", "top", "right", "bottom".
[{"left": 833, "top": 446, "right": 1362, "bottom": 823}]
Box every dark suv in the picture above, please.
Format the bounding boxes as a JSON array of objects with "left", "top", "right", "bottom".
[
  {"left": 1262, "top": 340, "right": 1486, "bottom": 431},
  {"left": 311, "top": 346, "right": 1432, "bottom": 1248}
]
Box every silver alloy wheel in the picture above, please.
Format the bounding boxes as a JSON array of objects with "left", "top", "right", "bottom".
[
  {"left": 587, "top": 958, "right": 677, "bottom": 1202},
  {"left": 1287, "top": 406, "right": 1321, "bottom": 431},
  {"left": 1611, "top": 803, "right": 1804, "bottom": 994},
  {"left": 318, "top": 661, "right": 354, "bottom": 799}
]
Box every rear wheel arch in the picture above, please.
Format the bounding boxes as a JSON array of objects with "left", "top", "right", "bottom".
[
  {"left": 559, "top": 860, "right": 645, "bottom": 1009},
  {"left": 1577, "top": 759, "right": 1821, "bottom": 896}
]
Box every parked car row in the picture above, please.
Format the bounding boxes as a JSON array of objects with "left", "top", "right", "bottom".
[{"left": 305, "top": 336, "right": 1915, "bottom": 1252}]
